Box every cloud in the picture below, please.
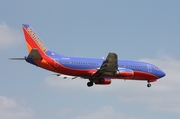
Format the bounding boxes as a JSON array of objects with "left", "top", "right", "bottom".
[
  {"left": 45, "top": 55, "right": 180, "bottom": 114},
  {"left": 0, "top": 22, "right": 23, "bottom": 49},
  {"left": 0, "top": 96, "right": 36, "bottom": 119},
  {"left": 76, "top": 106, "right": 134, "bottom": 119},
  {"left": 53, "top": 106, "right": 134, "bottom": 119},
  {"left": 139, "top": 55, "right": 180, "bottom": 91},
  {"left": 0, "top": 96, "right": 17, "bottom": 108},
  {"left": 137, "top": 56, "right": 180, "bottom": 114}
]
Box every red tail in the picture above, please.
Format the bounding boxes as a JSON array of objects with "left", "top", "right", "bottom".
[{"left": 22, "top": 24, "right": 48, "bottom": 57}]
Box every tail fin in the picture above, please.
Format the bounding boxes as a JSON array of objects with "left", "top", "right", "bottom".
[{"left": 22, "top": 24, "right": 48, "bottom": 57}]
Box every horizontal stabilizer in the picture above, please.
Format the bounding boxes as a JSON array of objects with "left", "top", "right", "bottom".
[
  {"left": 9, "top": 58, "right": 25, "bottom": 60},
  {"left": 28, "top": 48, "right": 42, "bottom": 60}
]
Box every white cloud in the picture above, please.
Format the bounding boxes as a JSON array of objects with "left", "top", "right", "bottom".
[
  {"left": 0, "top": 22, "right": 23, "bottom": 49},
  {"left": 53, "top": 106, "right": 134, "bottom": 119},
  {"left": 76, "top": 106, "right": 134, "bottom": 119},
  {"left": 137, "top": 56, "right": 180, "bottom": 114},
  {"left": 0, "top": 96, "right": 17, "bottom": 108},
  {"left": 0, "top": 96, "right": 36, "bottom": 119},
  {"left": 45, "top": 55, "right": 180, "bottom": 114},
  {"left": 139, "top": 55, "right": 180, "bottom": 91}
]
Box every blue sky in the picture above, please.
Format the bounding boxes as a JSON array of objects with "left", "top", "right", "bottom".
[{"left": 0, "top": 0, "right": 180, "bottom": 119}]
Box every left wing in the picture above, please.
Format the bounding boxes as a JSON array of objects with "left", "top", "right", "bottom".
[{"left": 55, "top": 73, "right": 78, "bottom": 79}]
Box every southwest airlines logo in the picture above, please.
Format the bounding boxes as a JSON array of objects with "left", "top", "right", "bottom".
[{"left": 27, "top": 27, "right": 48, "bottom": 52}]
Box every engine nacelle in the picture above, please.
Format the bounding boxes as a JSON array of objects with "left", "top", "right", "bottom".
[{"left": 94, "top": 78, "right": 111, "bottom": 85}]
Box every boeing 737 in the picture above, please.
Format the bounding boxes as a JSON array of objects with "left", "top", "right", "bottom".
[{"left": 10, "top": 24, "right": 166, "bottom": 87}]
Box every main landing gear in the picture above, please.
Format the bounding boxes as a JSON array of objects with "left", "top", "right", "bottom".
[
  {"left": 147, "top": 81, "right": 151, "bottom": 88},
  {"left": 87, "top": 82, "right": 93, "bottom": 87}
]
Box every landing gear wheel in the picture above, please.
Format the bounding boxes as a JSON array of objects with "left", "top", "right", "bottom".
[
  {"left": 147, "top": 83, "right": 151, "bottom": 88},
  {"left": 87, "top": 82, "right": 93, "bottom": 87}
]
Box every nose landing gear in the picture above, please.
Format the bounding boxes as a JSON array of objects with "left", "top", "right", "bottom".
[{"left": 147, "top": 81, "right": 151, "bottom": 87}]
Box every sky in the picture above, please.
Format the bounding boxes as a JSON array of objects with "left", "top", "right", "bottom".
[{"left": 0, "top": 0, "right": 180, "bottom": 119}]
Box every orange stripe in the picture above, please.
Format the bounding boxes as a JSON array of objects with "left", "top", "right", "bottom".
[{"left": 26, "top": 42, "right": 32, "bottom": 53}]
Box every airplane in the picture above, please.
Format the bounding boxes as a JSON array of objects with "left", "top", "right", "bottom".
[{"left": 10, "top": 24, "right": 166, "bottom": 88}]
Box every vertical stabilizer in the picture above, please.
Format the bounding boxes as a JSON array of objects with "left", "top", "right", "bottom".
[{"left": 22, "top": 24, "right": 48, "bottom": 57}]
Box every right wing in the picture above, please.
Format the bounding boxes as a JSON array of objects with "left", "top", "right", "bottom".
[{"left": 92, "top": 52, "right": 119, "bottom": 77}]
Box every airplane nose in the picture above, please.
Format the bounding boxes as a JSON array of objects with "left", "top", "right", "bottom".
[{"left": 157, "top": 70, "right": 166, "bottom": 78}]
